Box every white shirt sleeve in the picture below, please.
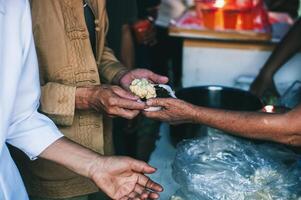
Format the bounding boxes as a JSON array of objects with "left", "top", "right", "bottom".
[{"left": 5, "top": 0, "right": 63, "bottom": 160}]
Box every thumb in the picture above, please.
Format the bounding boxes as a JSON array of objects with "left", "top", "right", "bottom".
[
  {"left": 149, "top": 72, "right": 169, "bottom": 84},
  {"left": 113, "top": 87, "right": 139, "bottom": 101},
  {"left": 146, "top": 98, "right": 167, "bottom": 107},
  {"left": 129, "top": 159, "right": 157, "bottom": 174}
]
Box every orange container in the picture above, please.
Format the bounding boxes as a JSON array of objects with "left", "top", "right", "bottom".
[
  {"left": 240, "top": 9, "right": 254, "bottom": 30},
  {"left": 195, "top": 0, "right": 221, "bottom": 29},
  {"left": 195, "top": 0, "right": 262, "bottom": 30},
  {"left": 223, "top": 6, "right": 240, "bottom": 29}
]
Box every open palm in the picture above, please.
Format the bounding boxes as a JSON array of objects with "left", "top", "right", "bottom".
[{"left": 90, "top": 156, "right": 163, "bottom": 200}]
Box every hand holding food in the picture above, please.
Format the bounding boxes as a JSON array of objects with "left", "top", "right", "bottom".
[
  {"left": 143, "top": 98, "right": 198, "bottom": 124},
  {"left": 129, "top": 78, "right": 176, "bottom": 112},
  {"left": 119, "top": 68, "right": 168, "bottom": 90},
  {"left": 129, "top": 78, "right": 157, "bottom": 100},
  {"left": 75, "top": 85, "right": 146, "bottom": 119}
]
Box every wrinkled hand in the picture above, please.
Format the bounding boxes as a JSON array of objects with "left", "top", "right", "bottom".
[
  {"left": 250, "top": 73, "right": 279, "bottom": 98},
  {"left": 75, "top": 85, "right": 145, "bottom": 119},
  {"left": 120, "top": 69, "right": 168, "bottom": 90},
  {"left": 143, "top": 98, "right": 197, "bottom": 125},
  {"left": 89, "top": 156, "right": 163, "bottom": 200}
]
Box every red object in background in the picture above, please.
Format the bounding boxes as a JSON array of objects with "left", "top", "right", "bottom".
[
  {"left": 223, "top": 3, "right": 240, "bottom": 29},
  {"left": 195, "top": 0, "right": 269, "bottom": 31},
  {"left": 195, "top": 1, "right": 215, "bottom": 29},
  {"left": 132, "top": 19, "right": 152, "bottom": 44}
]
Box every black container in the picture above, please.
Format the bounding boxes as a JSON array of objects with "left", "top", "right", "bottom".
[{"left": 170, "top": 86, "right": 263, "bottom": 146}]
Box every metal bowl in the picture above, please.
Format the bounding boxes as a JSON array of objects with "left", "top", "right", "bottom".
[{"left": 170, "top": 86, "right": 264, "bottom": 146}]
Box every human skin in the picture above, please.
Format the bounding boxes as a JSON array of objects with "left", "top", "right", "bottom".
[
  {"left": 75, "top": 85, "right": 145, "bottom": 119},
  {"left": 250, "top": 18, "right": 301, "bottom": 97},
  {"left": 144, "top": 98, "right": 301, "bottom": 146},
  {"left": 39, "top": 137, "right": 163, "bottom": 200},
  {"left": 75, "top": 69, "right": 169, "bottom": 119}
]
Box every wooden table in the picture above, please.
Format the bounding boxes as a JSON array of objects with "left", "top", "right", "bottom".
[{"left": 169, "top": 11, "right": 301, "bottom": 93}]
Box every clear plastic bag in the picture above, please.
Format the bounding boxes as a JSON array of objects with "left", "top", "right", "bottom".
[
  {"left": 279, "top": 81, "right": 301, "bottom": 109},
  {"left": 172, "top": 128, "right": 301, "bottom": 200}
]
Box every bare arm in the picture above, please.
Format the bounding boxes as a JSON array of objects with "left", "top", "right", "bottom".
[
  {"left": 260, "top": 18, "right": 301, "bottom": 76},
  {"left": 144, "top": 98, "right": 301, "bottom": 146},
  {"left": 39, "top": 137, "right": 163, "bottom": 199},
  {"left": 250, "top": 18, "right": 301, "bottom": 96},
  {"left": 39, "top": 137, "right": 98, "bottom": 178},
  {"left": 192, "top": 104, "right": 301, "bottom": 146}
]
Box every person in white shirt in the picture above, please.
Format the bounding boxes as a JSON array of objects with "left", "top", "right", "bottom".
[{"left": 0, "top": 0, "right": 163, "bottom": 199}]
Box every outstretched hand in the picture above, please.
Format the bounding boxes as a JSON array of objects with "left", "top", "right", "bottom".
[
  {"left": 89, "top": 156, "right": 163, "bottom": 200},
  {"left": 143, "top": 98, "right": 197, "bottom": 125},
  {"left": 119, "top": 69, "right": 168, "bottom": 90}
]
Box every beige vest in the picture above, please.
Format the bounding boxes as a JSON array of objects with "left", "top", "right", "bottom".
[{"left": 16, "top": 0, "right": 125, "bottom": 198}]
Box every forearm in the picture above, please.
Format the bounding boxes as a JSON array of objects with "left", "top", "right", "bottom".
[
  {"left": 192, "top": 106, "right": 301, "bottom": 145},
  {"left": 259, "top": 18, "right": 301, "bottom": 76},
  {"left": 39, "top": 137, "right": 100, "bottom": 178}
]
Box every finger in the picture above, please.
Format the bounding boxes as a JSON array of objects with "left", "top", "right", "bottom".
[
  {"left": 140, "top": 190, "right": 160, "bottom": 200},
  {"left": 145, "top": 178, "right": 163, "bottom": 192},
  {"left": 148, "top": 192, "right": 160, "bottom": 199},
  {"left": 128, "top": 159, "right": 157, "bottom": 174},
  {"left": 133, "top": 184, "right": 144, "bottom": 195},
  {"left": 116, "top": 99, "right": 146, "bottom": 110},
  {"left": 146, "top": 98, "right": 170, "bottom": 107},
  {"left": 140, "top": 191, "right": 150, "bottom": 199},
  {"left": 128, "top": 191, "right": 140, "bottom": 199},
  {"left": 147, "top": 71, "right": 168, "bottom": 84},
  {"left": 138, "top": 175, "right": 163, "bottom": 192},
  {"left": 143, "top": 111, "right": 165, "bottom": 120},
  {"left": 113, "top": 87, "right": 139, "bottom": 100},
  {"left": 113, "top": 108, "right": 140, "bottom": 119}
]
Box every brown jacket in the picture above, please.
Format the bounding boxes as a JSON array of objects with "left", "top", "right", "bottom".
[{"left": 21, "top": 0, "right": 127, "bottom": 198}]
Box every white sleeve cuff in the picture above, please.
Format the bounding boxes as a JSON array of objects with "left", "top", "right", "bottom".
[{"left": 7, "top": 112, "right": 64, "bottom": 160}]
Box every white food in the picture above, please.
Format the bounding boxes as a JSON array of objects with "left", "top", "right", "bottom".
[{"left": 129, "top": 78, "right": 157, "bottom": 99}]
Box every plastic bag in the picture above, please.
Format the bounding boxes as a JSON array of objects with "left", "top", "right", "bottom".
[
  {"left": 279, "top": 81, "right": 301, "bottom": 109},
  {"left": 172, "top": 128, "right": 301, "bottom": 200}
]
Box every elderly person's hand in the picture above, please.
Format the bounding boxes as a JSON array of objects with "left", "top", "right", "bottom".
[
  {"left": 119, "top": 69, "right": 168, "bottom": 90},
  {"left": 90, "top": 156, "right": 163, "bottom": 200},
  {"left": 250, "top": 72, "right": 279, "bottom": 98},
  {"left": 143, "top": 98, "right": 197, "bottom": 124},
  {"left": 75, "top": 85, "right": 145, "bottom": 119}
]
